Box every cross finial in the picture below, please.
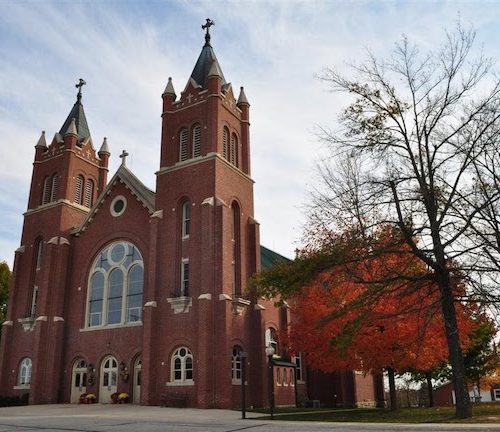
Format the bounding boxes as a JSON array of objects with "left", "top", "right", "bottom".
[
  {"left": 201, "top": 18, "right": 215, "bottom": 45},
  {"left": 119, "top": 149, "right": 129, "bottom": 166},
  {"left": 75, "top": 78, "right": 86, "bottom": 102}
]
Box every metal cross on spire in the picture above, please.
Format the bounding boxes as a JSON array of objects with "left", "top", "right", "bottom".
[
  {"left": 75, "top": 78, "right": 86, "bottom": 102},
  {"left": 119, "top": 149, "right": 129, "bottom": 166},
  {"left": 202, "top": 18, "right": 215, "bottom": 45}
]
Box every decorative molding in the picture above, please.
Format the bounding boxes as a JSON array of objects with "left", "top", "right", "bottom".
[
  {"left": 144, "top": 301, "right": 157, "bottom": 308},
  {"left": 198, "top": 293, "right": 212, "bottom": 300},
  {"left": 283, "top": 301, "right": 291, "bottom": 309},
  {"left": 167, "top": 296, "right": 192, "bottom": 314},
  {"left": 15, "top": 246, "right": 25, "bottom": 254},
  {"left": 232, "top": 297, "right": 251, "bottom": 315},
  {"left": 53, "top": 316, "right": 65, "bottom": 322},
  {"left": 202, "top": 197, "right": 215, "bottom": 206},
  {"left": 219, "top": 293, "right": 232, "bottom": 301},
  {"left": 35, "top": 315, "right": 48, "bottom": 322},
  {"left": 254, "top": 304, "right": 266, "bottom": 311},
  {"left": 151, "top": 210, "right": 163, "bottom": 219},
  {"left": 166, "top": 380, "right": 195, "bottom": 387},
  {"left": 47, "top": 236, "right": 59, "bottom": 245},
  {"left": 17, "top": 317, "right": 35, "bottom": 331},
  {"left": 59, "top": 237, "right": 70, "bottom": 245},
  {"left": 2, "top": 321, "right": 13, "bottom": 326}
]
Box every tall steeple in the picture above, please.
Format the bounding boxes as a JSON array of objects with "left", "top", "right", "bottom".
[
  {"left": 58, "top": 78, "right": 91, "bottom": 141},
  {"left": 189, "top": 19, "right": 226, "bottom": 89}
]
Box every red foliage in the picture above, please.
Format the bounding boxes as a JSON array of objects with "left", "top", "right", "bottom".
[{"left": 289, "top": 229, "right": 476, "bottom": 374}]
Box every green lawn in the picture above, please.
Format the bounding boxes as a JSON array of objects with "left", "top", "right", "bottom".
[{"left": 250, "top": 404, "right": 500, "bottom": 423}]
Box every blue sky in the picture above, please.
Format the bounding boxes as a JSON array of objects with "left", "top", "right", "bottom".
[{"left": 1, "top": 0, "right": 500, "bottom": 267}]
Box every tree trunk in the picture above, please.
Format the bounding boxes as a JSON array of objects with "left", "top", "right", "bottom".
[
  {"left": 438, "top": 271, "right": 472, "bottom": 418},
  {"left": 426, "top": 371, "right": 434, "bottom": 408},
  {"left": 387, "top": 367, "right": 397, "bottom": 411}
]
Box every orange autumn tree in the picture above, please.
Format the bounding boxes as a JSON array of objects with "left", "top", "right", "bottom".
[{"left": 255, "top": 226, "right": 477, "bottom": 409}]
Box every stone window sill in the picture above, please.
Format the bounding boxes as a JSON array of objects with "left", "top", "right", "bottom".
[
  {"left": 166, "top": 380, "right": 194, "bottom": 386},
  {"left": 80, "top": 321, "right": 142, "bottom": 332}
]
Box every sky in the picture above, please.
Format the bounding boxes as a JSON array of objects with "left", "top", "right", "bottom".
[{"left": 1, "top": 0, "right": 500, "bottom": 268}]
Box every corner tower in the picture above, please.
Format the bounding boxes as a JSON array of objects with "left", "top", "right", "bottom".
[
  {"left": 150, "top": 21, "right": 262, "bottom": 408},
  {"left": 0, "top": 81, "right": 109, "bottom": 403}
]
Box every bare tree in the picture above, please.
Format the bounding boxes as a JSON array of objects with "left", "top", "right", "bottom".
[{"left": 311, "top": 23, "right": 500, "bottom": 419}]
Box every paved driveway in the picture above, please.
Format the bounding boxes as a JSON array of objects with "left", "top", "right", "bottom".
[{"left": 0, "top": 404, "right": 499, "bottom": 432}]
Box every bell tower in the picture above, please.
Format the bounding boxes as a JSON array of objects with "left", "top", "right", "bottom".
[
  {"left": 149, "top": 21, "right": 261, "bottom": 407},
  {"left": 0, "top": 81, "right": 110, "bottom": 403}
]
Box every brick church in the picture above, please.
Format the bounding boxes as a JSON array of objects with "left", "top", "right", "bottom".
[{"left": 0, "top": 22, "right": 383, "bottom": 408}]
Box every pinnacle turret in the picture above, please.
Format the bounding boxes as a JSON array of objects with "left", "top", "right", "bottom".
[
  {"left": 99, "top": 137, "right": 110, "bottom": 155},
  {"left": 35, "top": 131, "right": 47, "bottom": 148},
  {"left": 65, "top": 118, "right": 78, "bottom": 137},
  {"left": 163, "top": 77, "right": 176, "bottom": 97},
  {"left": 237, "top": 87, "right": 249, "bottom": 106}
]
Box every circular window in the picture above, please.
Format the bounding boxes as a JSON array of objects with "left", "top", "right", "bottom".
[
  {"left": 109, "top": 243, "right": 125, "bottom": 263},
  {"left": 110, "top": 196, "right": 127, "bottom": 217}
]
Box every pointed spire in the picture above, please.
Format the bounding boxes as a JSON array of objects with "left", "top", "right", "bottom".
[
  {"left": 208, "top": 61, "right": 223, "bottom": 79},
  {"left": 59, "top": 79, "right": 91, "bottom": 141},
  {"left": 65, "top": 117, "right": 78, "bottom": 137},
  {"left": 99, "top": 137, "right": 110, "bottom": 155},
  {"left": 189, "top": 20, "right": 226, "bottom": 89},
  {"left": 237, "top": 86, "right": 249, "bottom": 106},
  {"left": 163, "top": 77, "right": 176, "bottom": 97},
  {"left": 35, "top": 131, "right": 47, "bottom": 148}
]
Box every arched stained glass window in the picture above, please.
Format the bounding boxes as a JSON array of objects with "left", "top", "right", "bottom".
[{"left": 87, "top": 241, "right": 143, "bottom": 327}]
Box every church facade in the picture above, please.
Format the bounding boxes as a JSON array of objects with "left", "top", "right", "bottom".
[{"left": 0, "top": 24, "right": 383, "bottom": 408}]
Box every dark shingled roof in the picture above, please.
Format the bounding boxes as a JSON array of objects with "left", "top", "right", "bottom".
[
  {"left": 190, "top": 42, "right": 227, "bottom": 89},
  {"left": 59, "top": 99, "right": 91, "bottom": 141},
  {"left": 260, "top": 245, "right": 290, "bottom": 270}
]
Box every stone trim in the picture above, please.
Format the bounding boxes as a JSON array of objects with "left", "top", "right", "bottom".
[{"left": 167, "top": 296, "right": 192, "bottom": 314}]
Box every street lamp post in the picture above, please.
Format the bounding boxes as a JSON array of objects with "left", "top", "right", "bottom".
[
  {"left": 265, "top": 344, "right": 275, "bottom": 419},
  {"left": 240, "top": 351, "right": 248, "bottom": 419}
]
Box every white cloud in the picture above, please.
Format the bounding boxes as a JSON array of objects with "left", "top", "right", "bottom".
[{"left": 1, "top": 1, "right": 500, "bottom": 267}]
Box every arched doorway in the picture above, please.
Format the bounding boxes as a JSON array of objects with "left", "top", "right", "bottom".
[
  {"left": 70, "top": 359, "right": 87, "bottom": 403},
  {"left": 99, "top": 356, "right": 117, "bottom": 403},
  {"left": 133, "top": 356, "right": 142, "bottom": 404}
]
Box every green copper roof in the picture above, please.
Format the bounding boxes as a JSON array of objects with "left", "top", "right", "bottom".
[{"left": 260, "top": 245, "right": 290, "bottom": 269}]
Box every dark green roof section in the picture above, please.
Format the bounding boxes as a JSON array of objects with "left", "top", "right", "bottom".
[
  {"left": 190, "top": 43, "right": 227, "bottom": 89},
  {"left": 59, "top": 100, "right": 91, "bottom": 141},
  {"left": 260, "top": 245, "right": 291, "bottom": 270}
]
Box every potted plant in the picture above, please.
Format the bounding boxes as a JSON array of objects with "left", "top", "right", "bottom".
[
  {"left": 117, "top": 392, "right": 129, "bottom": 404},
  {"left": 110, "top": 392, "right": 119, "bottom": 404},
  {"left": 85, "top": 393, "right": 96, "bottom": 404}
]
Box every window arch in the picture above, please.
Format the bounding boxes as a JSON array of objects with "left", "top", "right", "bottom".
[
  {"left": 222, "top": 127, "right": 229, "bottom": 160},
  {"left": 231, "top": 346, "right": 242, "bottom": 383},
  {"left": 231, "top": 202, "right": 241, "bottom": 296},
  {"left": 87, "top": 241, "right": 144, "bottom": 327},
  {"left": 171, "top": 347, "right": 193, "bottom": 383},
  {"left": 230, "top": 133, "right": 238, "bottom": 166},
  {"left": 179, "top": 128, "right": 188, "bottom": 162},
  {"left": 181, "top": 200, "right": 191, "bottom": 238},
  {"left": 42, "top": 176, "right": 51, "bottom": 204},
  {"left": 84, "top": 179, "right": 94, "bottom": 208},
  {"left": 75, "top": 175, "right": 84, "bottom": 204},
  {"left": 50, "top": 174, "right": 58, "bottom": 202},
  {"left": 18, "top": 357, "right": 32, "bottom": 386},
  {"left": 192, "top": 124, "right": 201, "bottom": 158}
]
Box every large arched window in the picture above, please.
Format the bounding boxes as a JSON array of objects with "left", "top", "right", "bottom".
[
  {"left": 192, "top": 124, "right": 201, "bottom": 158},
  {"left": 171, "top": 347, "right": 193, "bottom": 383},
  {"left": 18, "top": 357, "right": 32, "bottom": 386},
  {"left": 75, "top": 175, "right": 84, "bottom": 204},
  {"left": 84, "top": 179, "right": 94, "bottom": 208},
  {"left": 87, "top": 241, "right": 143, "bottom": 327},
  {"left": 222, "top": 127, "right": 229, "bottom": 160},
  {"left": 179, "top": 128, "right": 188, "bottom": 162}
]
